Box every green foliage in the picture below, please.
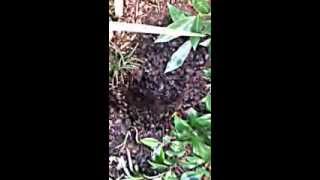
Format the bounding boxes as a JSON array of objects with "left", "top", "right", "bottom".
[
  {"left": 141, "top": 95, "right": 212, "bottom": 179},
  {"left": 109, "top": 43, "right": 143, "bottom": 87},
  {"left": 192, "top": 0, "right": 211, "bottom": 14},
  {"left": 168, "top": 3, "right": 187, "bottom": 22},
  {"left": 164, "top": 40, "right": 193, "bottom": 73},
  {"left": 140, "top": 137, "right": 161, "bottom": 150},
  {"left": 156, "top": 1, "right": 212, "bottom": 73}
]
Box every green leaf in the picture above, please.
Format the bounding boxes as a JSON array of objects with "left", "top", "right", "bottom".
[
  {"left": 201, "top": 95, "right": 211, "bottom": 112},
  {"left": 181, "top": 162, "right": 199, "bottom": 170},
  {"left": 148, "top": 160, "right": 168, "bottom": 171},
  {"left": 164, "top": 170, "right": 178, "bottom": 180},
  {"left": 155, "top": 16, "right": 196, "bottom": 43},
  {"left": 186, "top": 108, "right": 199, "bottom": 121},
  {"left": 192, "top": 0, "right": 210, "bottom": 14},
  {"left": 186, "top": 156, "right": 205, "bottom": 165},
  {"left": 180, "top": 171, "right": 202, "bottom": 180},
  {"left": 174, "top": 130, "right": 192, "bottom": 141},
  {"left": 191, "top": 114, "right": 211, "bottom": 128},
  {"left": 165, "top": 40, "right": 192, "bottom": 73},
  {"left": 173, "top": 114, "right": 193, "bottom": 133},
  {"left": 170, "top": 141, "right": 185, "bottom": 152},
  {"left": 195, "top": 167, "right": 211, "bottom": 178},
  {"left": 191, "top": 137, "right": 211, "bottom": 162},
  {"left": 180, "top": 156, "right": 205, "bottom": 170},
  {"left": 190, "top": 37, "right": 201, "bottom": 51},
  {"left": 164, "top": 159, "right": 174, "bottom": 166},
  {"left": 140, "top": 137, "right": 161, "bottom": 150},
  {"left": 165, "top": 150, "right": 175, "bottom": 157},
  {"left": 168, "top": 3, "right": 187, "bottom": 22},
  {"left": 190, "top": 15, "right": 203, "bottom": 50},
  {"left": 169, "top": 141, "right": 186, "bottom": 157},
  {"left": 152, "top": 145, "right": 165, "bottom": 163}
]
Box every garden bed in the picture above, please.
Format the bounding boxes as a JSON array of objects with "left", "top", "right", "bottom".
[{"left": 108, "top": 0, "right": 212, "bottom": 179}]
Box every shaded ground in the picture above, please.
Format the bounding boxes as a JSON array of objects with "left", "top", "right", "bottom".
[{"left": 108, "top": 0, "right": 211, "bottom": 179}]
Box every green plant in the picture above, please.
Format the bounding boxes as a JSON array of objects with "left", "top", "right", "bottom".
[
  {"left": 109, "top": 0, "right": 211, "bottom": 73},
  {"left": 109, "top": 43, "right": 143, "bottom": 87},
  {"left": 155, "top": 1, "right": 211, "bottom": 73},
  {"left": 140, "top": 95, "right": 212, "bottom": 180}
]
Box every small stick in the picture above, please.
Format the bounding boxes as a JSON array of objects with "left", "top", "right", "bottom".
[{"left": 109, "top": 21, "right": 205, "bottom": 37}]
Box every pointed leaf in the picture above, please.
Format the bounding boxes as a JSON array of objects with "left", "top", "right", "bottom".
[
  {"left": 152, "top": 145, "right": 166, "bottom": 164},
  {"left": 173, "top": 114, "right": 193, "bottom": 133},
  {"left": 148, "top": 160, "right": 168, "bottom": 171},
  {"left": 140, "top": 138, "right": 161, "bottom": 150},
  {"left": 168, "top": 3, "right": 187, "bottom": 22},
  {"left": 190, "top": 37, "right": 201, "bottom": 50},
  {"left": 190, "top": 15, "right": 203, "bottom": 50},
  {"left": 164, "top": 40, "right": 192, "bottom": 73}
]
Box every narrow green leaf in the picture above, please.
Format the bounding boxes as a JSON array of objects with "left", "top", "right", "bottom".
[
  {"left": 190, "top": 37, "right": 201, "bottom": 51},
  {"left": 152, "top": 145, "right": 166, "bottom": 164},
  {"left": 190, "top": 15, "right": 203, "bottom": 50},
  {"left": 168, "top": 3, "right": 187, "bottom": 22},
  {"left": 202, "top": 95, "right": 211, "bottom": 112},
  {"left": 192, "top": 0, "right": 210, "bottom": 14},
  {"left": 148, "top": 160, "right": 168, "bottom": 171},
  {"left": 140, "top": 137, "right": 161, "bottom": 150},
  {"left": 164, "top": 40, "right": 192, "bottom": 73},
  {"left": 155, "top": 16, "right": 196, "bottom": 43},
  {"left": 180, "top": 171, "right": 202, "bottom": 180},
  {"left": 205, "top": 95, "right": 211, "bottom": 112}
]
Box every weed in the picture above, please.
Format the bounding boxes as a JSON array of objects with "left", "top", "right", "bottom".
[{"left": 109, "top": 42, "right": 144, "bottom": 88}]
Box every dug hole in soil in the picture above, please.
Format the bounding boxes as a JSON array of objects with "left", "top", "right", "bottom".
[{"left": 108, "top": 2, "right": 211, "bottom": 179}]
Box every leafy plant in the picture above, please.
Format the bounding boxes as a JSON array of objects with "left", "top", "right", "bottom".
[
  {"left": 140, "top": 96, "right": 212, "bottom": 180},
  {"left": 155, "top": 1, "right": 212, "bottom": 73},
  {"left": 109, "top": 0, "right": 211, "bottom": 73},
  {"left": 109, "top": 43, "right": 143, "bottom": 87}
]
